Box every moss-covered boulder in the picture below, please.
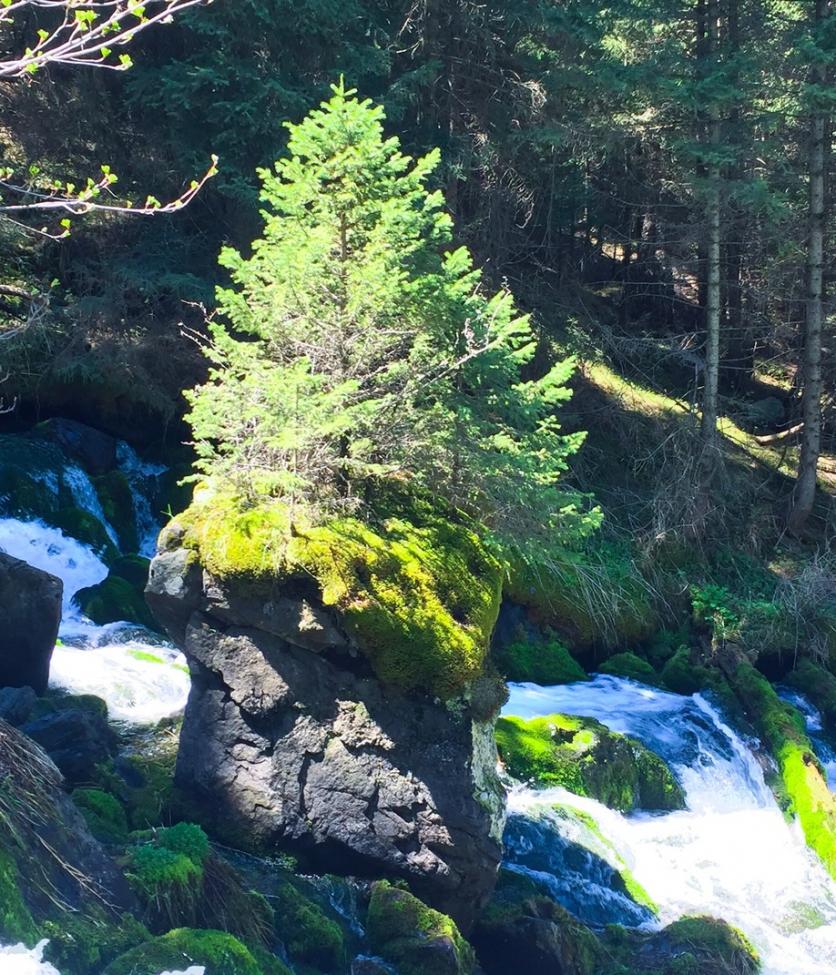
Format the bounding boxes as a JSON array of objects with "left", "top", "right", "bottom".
[
  {"left": 367, "top": 881, "right": 475, "bottom": 975},
  {"left": 273, "top": 879, "right": 346, "bottom": 972},
  {"left": 493, "top": 634, "right": 589, "bottom": 685},
  {"left": 164, "top": 489, "right": 503, "bottom": 699},
  {"left": 74, "top": 572, "right": 157, "bottom": 629},
  {"left": 727, "top": 662, "right": 836, "bottom": 879},
  {"left": 102, "top": 928, "right": 290, "bottom": 975},
  {"left": 72, "top": 787, "right": 130, "bottom": 844},
  {"left": 42, "top": 913, "right": 150, "bottom": 975},
  {"left": 496, "top": 713, "right": 685, "bottom": 812},
  {"left": 600, "top": 651, "right": 659, "bottom": 684},
  {"left": 471, "top": 870, "right": 603, "bottom": 975}
]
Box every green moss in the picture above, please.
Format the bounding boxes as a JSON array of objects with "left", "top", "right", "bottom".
[
  {"left": 121, "top": 745, "right": 177, "bottom": 830},
  {"left": 95, "top": 471, "right": 139, "bottom": 552},
  {"left": 74, "top": 573, "right": 157, "bottom": 630},
  {"left": 367, "top": 880, "right": 475, "bottom": 975},
  {"left": 505, "top": 544, "right": 657, "bottom": 652},
  {"left": 273, "top": 880, "right": 346, "bottom": 972},
  {"left": 663, "top": 916, "right": 759, "bottom": 974},
  {"left": 173, "top": 491, "right": 503, "bottom": 698},
  {"left": 111, "top": 554, "right": 152, "bottom": 590},
  {"left": 787, "top": 659, "right": 836, "bottom": 733},
  {"left": 42, "top": 913, "right": 150, "bottom": 975},
  {"left": 495, "top": 636, "right": 589, "bottom": 684},
  {"left": 660, "top": 648, "right": 713, "bottom": 695},
  {"left": 600, "top": 652, "right": 659, "bottom": 684},
  {"left": 0, "top": 848, "right": 39, "bottom": 945},
  {"left": 157, "top": 821, "right": 211, "bottom": 865},
  {"left": 728, "top": 662, "right": 836, "bottom": 879},
  {"left": 496, "top": 713, "right": 684, "bottom": 812},
  {"left": 30, "top": 690, "right": 109, "bottom": 722},
  {"left": 71, "top": 788, "right": 129, "bottom": 844},
  {"left": 52, "top": 506, "right": 119, "bottom": 563},
  {"left": 102, "top": 928, "right": 270, "bottom": 975}
]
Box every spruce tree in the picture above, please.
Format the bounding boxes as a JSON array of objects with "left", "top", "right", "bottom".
[{"left": 187, "top": 83, "right": 597, "bottom": 555}]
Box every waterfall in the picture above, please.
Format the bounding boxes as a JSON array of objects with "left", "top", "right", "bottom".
[
  {"left": 0, "top": 516, "right": 189, "bottom": 724},
  {"left": 502, "top": 675, "right": 836, "bottom": 975},
  {"left": 115, "top": 441, "right": 167, "bottom": 558}
]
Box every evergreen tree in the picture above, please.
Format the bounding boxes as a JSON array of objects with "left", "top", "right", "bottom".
[{"left": 187, "top": 83, "right": 598, "bottom": 554}]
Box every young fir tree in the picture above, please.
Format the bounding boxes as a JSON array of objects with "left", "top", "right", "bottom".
[{"left": 187, "top": 83, "right": 598, "bottom": 556}]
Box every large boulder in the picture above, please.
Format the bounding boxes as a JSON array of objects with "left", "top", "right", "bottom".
[
  {"left": 39, "top": 417, "right": 117, "bottom": 474},
  {"left": 147, "top": 510, "right": 506, "bottom": 929},
  {"left": 22, "top": 704, "right": 117, "bottom": 785},
  {"left": 0, "top": 552, "right": 62, "bottom": 694}
]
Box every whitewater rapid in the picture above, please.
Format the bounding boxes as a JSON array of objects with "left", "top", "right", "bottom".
[
  {"left": 0, "top": 441, "right": 189, "bottom": 724},
  {"left": 503, "top": 676, "right": 836, "bottom": 975}
]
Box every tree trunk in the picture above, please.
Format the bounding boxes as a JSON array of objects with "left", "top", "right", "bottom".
[
  {"left": 701, "top": 0, "right": 722, "bottom": 442},
  {"left": 789, "top": 0, "right": 832, "bottom": 531}
]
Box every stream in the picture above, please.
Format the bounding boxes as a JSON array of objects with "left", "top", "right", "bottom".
[{"left": 502, "top": 676, "right": 836, "bottom": 975}]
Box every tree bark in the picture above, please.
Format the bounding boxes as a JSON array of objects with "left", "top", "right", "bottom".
[
  {"left": 789, "top": 0, "right": 832, "bottom": 532},
  {"left": 701, "top": 0, "right": 722, "bottom": 443}
]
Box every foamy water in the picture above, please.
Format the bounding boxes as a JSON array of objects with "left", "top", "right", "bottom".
[
  {"left": 0, "top": 940, "right": 203, "bottom": 975},
  {"left": 503, "top": 676, "right": 836, "bottom": 975}
]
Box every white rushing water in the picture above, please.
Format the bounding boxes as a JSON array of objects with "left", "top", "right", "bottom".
[
  {"left": 0, "top": 940, "right": 203, "bottom": 975},
  {"left": 116, "top": 441, "right": 167, "bottom": 558},
  {"left": 503, "top": 675, "right": 836, "bottom": 975},
  {"left": 0, "top": 516, "right": 189, "bottom": 723}
]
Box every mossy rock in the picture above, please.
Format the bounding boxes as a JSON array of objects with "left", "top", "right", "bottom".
[
  {"left": 787, "top": 659, "right": 836, "bottom": 733},
  {"left": 0, "top": 848, "right": 39, "bottom": 945},
  {"left": 111, "top": 554, "right": 152, "bottom": 590},
  {"left": 367, "top": 880, "right": 475, "bottom": 975},
  {"left": 171, "top": 490, "right": 504, "bottom": 699},
  {"left": 117, "top": 736, "right": 179, "bottom": 830},
  {"left": 30, "top": 690, "right": 109, "bottom": 722},
  {"left": 660, "top": 647, "right": 713, "bottom": 695},
  {"left": 505, "top": 545, "right": 658, "bottom": 653},
  {"left": 0, "top": 434, "right": 66, "bottom": 522},
  {"left": 600, "top": 652, "right": 659, "bottom": 684},
  {"left": 72, "top": 787, "right": 129, "bottom": 844},
  {"left": 494, "top": 635, "right": 588, "bottom": 685},
  {"left": 273, "top": 879, "right": 346, "bottom": 972},
  {"left": 727, "top": 662, "right": 836, "bottom": 879},
  {"left": 42, "top": 912, "right": 151, "bottom": 975},
  {"left": 53, "top": 506, "right": 119, "bottom": 563},
  {"left": 74, "top": 573, "right": 157, "bottom": 630},
  {"left": 657, "top": 916, "right": 759, "bottom": 974},
  {"left": 95, "top": 470, "right": 138, "bottom": 552},
  {"left": 496, "top": 713, "right": 685, "bottom": 812},
  {"left": 102, "top": 928, "right": 289, "bottom": 975},
  {"left": 472, "top": 869, "right": 602, "bottom": 975}
]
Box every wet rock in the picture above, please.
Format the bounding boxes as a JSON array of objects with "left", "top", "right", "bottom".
[
  {"left": 39, "top": 417, "right": 117, "bottom": 474},
  {"left": 0, "top": 685, "right": 37, "bottom": 725},
  {"left": 0, "top": 552, "right": 62, "bottom": 694},
  {"left": 22, "top": 706, "right": 117, "bottom": 785}
]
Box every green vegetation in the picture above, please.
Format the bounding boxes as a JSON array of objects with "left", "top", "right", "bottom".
[
  {"left": 600, "top": 652, "right": 660, "bottom": 684},
  {"left": 74, "top": 572, "right": 157, "bottom": 630},
  {"left": 71, "top": 788, "right": 130, "bottom": 844},
  {"left": 728, "top": 662, "right": 836, "bottom": 878},
  {"left": 367, "top": 880, "right": 475, "bottom": 975},
  {"left": 0, "top": 848, "right": 39, "bottom": 945},
  {"left": 493, "top": 634, "right": 588, "bottom": 685},
  {"left": 662, "top": 916, "right": 759, "bottom": 974},
  {"left": 173, "top": 490, "right": 503, "bottom": 698},
  {"left": 42, "top": 914, "right": 151, "bottom": 975},
  {"left": 273, "top": 881, "right": 346, "bottom": 972},
  {"left": 102, "top": 928, "right": 285, "bottom": 975},
  {"left": 496, "top": 713, "right": 684, "bottom": 812}
]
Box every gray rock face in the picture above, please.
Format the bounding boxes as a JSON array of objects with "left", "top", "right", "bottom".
[
  {"left": 0, "top": 552, "right": 62, "bottom": 694},
  {"left": 147, "top": 550, "right": 506, "bottom": 929},
  {"left": 40, "top": 416, "right": 117, "bottom": 473}
]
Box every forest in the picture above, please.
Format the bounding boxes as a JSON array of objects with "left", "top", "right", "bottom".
[{"left": 0, "top": 3, "right": 835, "bottom": 975}]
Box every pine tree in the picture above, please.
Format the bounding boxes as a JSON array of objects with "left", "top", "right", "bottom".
[{"left": 187, "top": 83, "right": 598, "bottom": 555}]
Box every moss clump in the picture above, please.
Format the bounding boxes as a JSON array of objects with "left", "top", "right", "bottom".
[
  {"left": 787, "top": 659, "right": 836, "bottom": 733},
  {"left": 127, "top": 843, "right": 203, "bottom": 928},
  {"left": 0, "top": 848, "right": 39, "bottom": 945},
  {"left": 273, "top": 880, "right": 346, "bottom": 972},
  {"left": 600, "top": 652, "right": 659, "bottom": 684},
  {"left": 71, "top": 788, "right": 129, "bottom": 844},
  {"left": 102, "top": 928, "right": 279, "bottom": 975},
  {"left": 156, "top": 820, "right": 211, "bottom": 865},
  {"left": 660, "top": 647, "right": 713, "bottom": 695},
  {"left": 119, "top": 743, "right": 178, "bottom": 830},
  {"left": 728, "top": 662, "right": 836, "bottom": 878},
  {"left": 74, "top": 573, "right": 157, "bottom": 630},
  {"left": 52, "top": 506, "right": 119, "bottom": 563},
  {"left": 494, "top": 635, "right": 588, "bottom": 685},
  {"left": 367, "top": 880, "right": 475, "bottom": 975},
  {"left": 42, "top": 913, "right": 150, "bottom": 975},
  {"left": 110, "top": 554, "right": 152, "bottom": 590},
  {"left": 496, "top": 713, "right": 685, "bottom": 812},
  {"left": 662, "top": 916, "right": 759, "bottom": 974},
  {"left": 29, "top": 690, "right": 109, "bottom": 723},
  {"left": 505, "top": 545, "right": 658, "bottom": 652},
  {"left": 94, "top": 470, "right": 138, "bottom": 552},
  {"left": 173, "top": 491, "right": 503, "bottom": 698}
]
